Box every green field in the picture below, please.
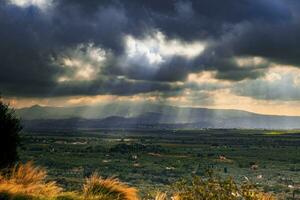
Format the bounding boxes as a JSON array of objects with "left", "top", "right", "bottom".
[{"left": 19, "top": 129, "right": 300, "bottom": 199}]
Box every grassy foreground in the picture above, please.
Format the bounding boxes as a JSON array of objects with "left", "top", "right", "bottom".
[{"left": 0, "top": 162, "right": 275, "bottom": 200}]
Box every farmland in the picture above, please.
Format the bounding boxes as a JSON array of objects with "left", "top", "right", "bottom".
[{"left": 19, "top": 129, "right": 300, "bottom": 199}]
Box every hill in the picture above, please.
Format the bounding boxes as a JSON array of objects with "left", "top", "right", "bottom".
[{"left": 17, "top": 104, "right": 300, "bottom": 129}]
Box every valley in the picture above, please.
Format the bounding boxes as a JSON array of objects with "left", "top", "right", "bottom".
[{"left": 19, "top": 129, "right": 300, "bottom": 199}]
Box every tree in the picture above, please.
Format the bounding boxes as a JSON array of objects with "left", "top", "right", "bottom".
[{"left": 0, "top": 97, "right": 22, "bottom": 168}]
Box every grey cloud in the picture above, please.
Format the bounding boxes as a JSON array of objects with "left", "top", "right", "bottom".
[
  {"left": 114, "top": 56, "right": 191, "bottom": 82},
  {"left": 175, "top": 1, "right": 194, "bottom": 19},
  {"left": 1, "top": 0, "right": 300, "bottom": 98}
]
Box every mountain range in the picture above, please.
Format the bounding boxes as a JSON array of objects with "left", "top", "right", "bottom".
[{"left": 16, "top": 103, "right": 300, "bottom": 130}]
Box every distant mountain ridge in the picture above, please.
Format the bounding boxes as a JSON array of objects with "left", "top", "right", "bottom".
[
  {"left": 17, "top": 104, "right": 300, "bottom": 129},
  {"left": 16, "top": 103, "right": 259, "bottom": 120}
]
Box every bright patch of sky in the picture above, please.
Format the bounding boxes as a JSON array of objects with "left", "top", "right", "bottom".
[
  {"left": 123, "top": 31, "right": 205, "bottom": 69},
  {"left": 57, "top": 43, "right": 109, "bottom": 82},
  {"left": 8, "top": 0, "right": 53, "bottom": 10}
]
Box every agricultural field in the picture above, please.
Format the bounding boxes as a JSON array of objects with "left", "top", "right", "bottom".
[{"left": 19, "top": 129, "right": 300, "bottom": 199}]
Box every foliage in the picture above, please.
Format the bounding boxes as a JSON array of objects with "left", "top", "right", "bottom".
[
  {"left": 170, "top": 171, "right": 276, "bottom": 200},
  {"left": 83, "top": 173, "right": 139, "bottom": 200},
  {"left": 0, "top": 98, "right": 22, "bottom": 168}
]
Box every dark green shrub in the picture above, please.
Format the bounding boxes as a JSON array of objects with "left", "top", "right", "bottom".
[{"left": 0, "top": 99, "right": 22, "bottom": 169}]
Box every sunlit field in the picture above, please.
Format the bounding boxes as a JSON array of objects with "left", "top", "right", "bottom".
[{"left": 18, "top": 129, "right": 300, "bottom": 199}]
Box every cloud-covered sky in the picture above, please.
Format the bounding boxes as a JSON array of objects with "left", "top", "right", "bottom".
[{"left": 1, "top": 0, "right": 300, "bottom": 115}]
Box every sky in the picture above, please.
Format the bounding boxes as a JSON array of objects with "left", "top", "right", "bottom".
[{"left": 1, "top": 0, "right": 300, "bottom": 116}]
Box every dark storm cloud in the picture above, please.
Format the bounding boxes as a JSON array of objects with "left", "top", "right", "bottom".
[
  {"left": 226, "top": 21, "right": 300, "bottom": 67},
  {"left": 0, "top": 0, "right": 300, "bottom": 97},
  {"left": 139, "top": 0, "right": 291, "bottom": 40},
  {"left": 0, "top": 76, "right": 182, "bottom": 97},
  {"left": 62, "top": 0, "right": 290, "bottom": 40},
  {"left": 0, "top": 2, "right": 61, "bottom": 90},
  {"left": 0, "top": 0, "right": 131, "bottom": 97}
]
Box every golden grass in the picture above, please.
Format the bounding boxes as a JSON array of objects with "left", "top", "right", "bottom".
[
  {"left": 0, "top": 162, "right": 62, "bottom": 198},
  {"left": 83, "top": 173, "right": 139, "bottom": 200},
  {"left": 154, "top": 192, "right": 167, "bottom": 200},
  {"left": 256, "top": 192, "right": 276, "bottom": 200}
]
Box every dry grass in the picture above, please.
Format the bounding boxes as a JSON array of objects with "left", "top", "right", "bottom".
[
  {"left": 240, "top": 184, "right": 277, "bottom": 200},
  {"left": 83, "top": 173, "right": 139, "bottom": 200},
  {"left": 0, "top": 162, "right": 62, "bottom": 198},
  {"left": 256, "top": 192, "right": 276, "bottom": 200},
  {"left": 155, "top": 192, "right": 167, "bottom": 200}
]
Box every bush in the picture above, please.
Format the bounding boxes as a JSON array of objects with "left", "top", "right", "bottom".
[
  {"left": 157, "top": 171, "right": 276, "bottom": 200},
  {"left": 0, "top": 99, "right": 22, "bottom": 168}
]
